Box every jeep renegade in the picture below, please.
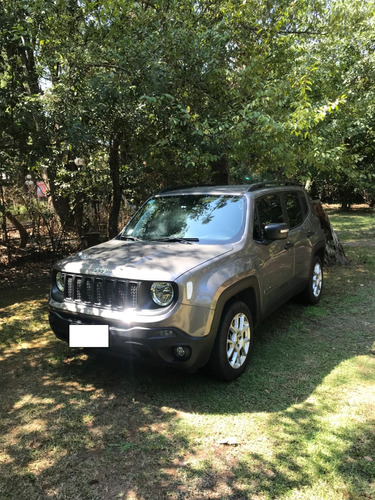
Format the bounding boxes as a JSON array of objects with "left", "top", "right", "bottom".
[{"left": 49, "top": 182, "right": 325, "bottom": 380}]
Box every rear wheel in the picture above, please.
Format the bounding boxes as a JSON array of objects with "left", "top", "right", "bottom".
[
  {"left": 209, "top": 301, "right": 253, "bottom": 381},
  {"left": 300, "top": 255, "right": 323, "bottom": 304}
]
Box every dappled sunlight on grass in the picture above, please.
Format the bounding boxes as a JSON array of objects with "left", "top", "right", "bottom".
[
  {"left": 163, "top": 353, "right": 374, "bottom": 498},
  {"left": 327, "top": 207, "right": 375, "bottom": 242},
  {"left": 0, "top": 231, "right": 374, "bottom": 499}
]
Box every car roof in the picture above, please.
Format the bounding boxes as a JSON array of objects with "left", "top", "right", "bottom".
[{"left": 156, "top": 182, "right": 302, "bottom": 197}]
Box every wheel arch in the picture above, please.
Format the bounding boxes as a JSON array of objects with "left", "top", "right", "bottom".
[
  {"left": 209, "top": 277, "right": 261, "bottom": 341},
  {"left": 314, "top": 243, "right": 325, "bottom": 266}
]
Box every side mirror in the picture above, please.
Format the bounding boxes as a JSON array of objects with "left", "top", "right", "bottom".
[{"left": 264, "top": 223, "right": 289, "bottom": 240}]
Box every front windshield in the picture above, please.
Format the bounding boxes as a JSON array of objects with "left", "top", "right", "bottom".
[{"left": 120, "top": 194, "right": 246, "bottom": 244}]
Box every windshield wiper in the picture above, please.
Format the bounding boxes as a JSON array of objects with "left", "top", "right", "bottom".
[
  {"left": 151, "top": 237, "right": 199, "bottom": 244},
  {"left": 119, "top": 235, "right": 143, "bottom": 241}
]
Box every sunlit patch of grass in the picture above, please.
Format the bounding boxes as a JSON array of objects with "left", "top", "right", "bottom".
[
  {"left": 327, "top": 206, "right": 375, "bottom": 242},
  {"left": 169, "top": 353, "right": 374, "bottom": 499}
]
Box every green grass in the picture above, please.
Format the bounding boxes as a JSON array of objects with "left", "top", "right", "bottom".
[
  {"left": 326, "top": 205, "right": 375, "bottom": 242},
  {"left": 0, "top": 210, "right": 374, "bottom": 500}
]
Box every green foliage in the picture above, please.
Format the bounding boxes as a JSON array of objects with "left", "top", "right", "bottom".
[{"left": 1, "top": 0, "right": 375, "bottom": 231}]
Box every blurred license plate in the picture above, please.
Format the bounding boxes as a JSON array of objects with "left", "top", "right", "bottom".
[{"left": 69, "top": 325, "right": 109, "bottom": 347}]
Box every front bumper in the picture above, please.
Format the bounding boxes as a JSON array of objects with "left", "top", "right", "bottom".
[{"left": 49, "top": 309, "right": 215, "bottom": 371}]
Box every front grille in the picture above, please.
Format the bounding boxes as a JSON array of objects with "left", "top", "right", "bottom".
[{"left": 64, "top": 274, "right": 139, "bottom": 309}]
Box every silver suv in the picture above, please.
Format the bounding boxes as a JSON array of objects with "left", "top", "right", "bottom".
[{"left": 49, "top": 182, "right": 325, "bottom": 380}]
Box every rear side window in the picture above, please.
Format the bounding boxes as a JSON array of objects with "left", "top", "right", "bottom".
[
  {"left": 285, "top": 192, "right": 304, "bottom": 229},
  {"left": 253, "top": 194, "right": 284, "bottom": 241}
]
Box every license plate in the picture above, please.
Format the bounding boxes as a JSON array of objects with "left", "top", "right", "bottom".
[{"left": 69, "top": 324, "right": 109, "bottom": 348}]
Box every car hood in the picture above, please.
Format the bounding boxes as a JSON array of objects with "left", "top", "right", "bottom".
[{"left": 56, "top": 239, "right": 233, "bottom": 281}]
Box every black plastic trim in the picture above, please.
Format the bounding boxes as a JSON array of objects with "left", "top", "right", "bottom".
[{"left": 247, "top": 181, "right": 300, "bottom": 192}]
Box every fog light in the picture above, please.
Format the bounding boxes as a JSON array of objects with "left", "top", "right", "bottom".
[
  {"left": 156, "top": 329, "right": 175, "bottom": 338},
  {"left": 174, "top": 346, "right": 191, "bottom": 360}
]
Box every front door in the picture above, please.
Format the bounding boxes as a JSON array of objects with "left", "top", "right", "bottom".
[{"left": 253, "top": 194, "right": 295, "bottom": 313}]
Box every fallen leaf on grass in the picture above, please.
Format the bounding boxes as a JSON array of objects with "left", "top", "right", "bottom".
[{"left": 217, "top": 437, "right": 239, "bottom": 446}]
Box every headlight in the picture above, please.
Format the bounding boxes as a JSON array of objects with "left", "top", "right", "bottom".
[
  {"left": 150, "top": 282, "right": 174, "bottom": 307},
  {"left": 56, "top": 271, "right": 65, "bottom": 293}
]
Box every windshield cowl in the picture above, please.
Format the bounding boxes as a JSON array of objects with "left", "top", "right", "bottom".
[{"left": 149, "top": 237, "right": 199, "bottom": 244}]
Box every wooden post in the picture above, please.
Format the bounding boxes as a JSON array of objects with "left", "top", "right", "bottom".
[{"left": 0, "top": 184, "right": 12, "bottom": 264}]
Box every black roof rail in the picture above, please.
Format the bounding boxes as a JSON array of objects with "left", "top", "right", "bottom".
[
  {"left": 247, "top": 181, "right": 300, "bottom": 192},
  {"left": 157, "top": 184, "right": 215, "bottom": 194}
]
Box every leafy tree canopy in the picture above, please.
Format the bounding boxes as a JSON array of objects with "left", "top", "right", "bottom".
[{"left": 1, "top": 0, "right": 374, "bottom": 235}]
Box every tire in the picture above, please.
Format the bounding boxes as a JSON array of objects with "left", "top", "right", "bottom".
[
  {"left": 209, "top": 301, "right": 254, "bottom": 381},
  {"left": 300, "top": 255, "right": 323, "bottom": 304}
]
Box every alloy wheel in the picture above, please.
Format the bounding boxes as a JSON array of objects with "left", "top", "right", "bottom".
[{"left": 226, "top": 313, "right": 251, "bottom": 369}]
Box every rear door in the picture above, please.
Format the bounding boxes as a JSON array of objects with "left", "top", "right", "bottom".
[{"left": 282, "top": 191, "right": 313, "bottom": 285}]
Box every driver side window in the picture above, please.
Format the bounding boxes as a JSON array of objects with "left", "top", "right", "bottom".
[{"left": 253, "top": 194, "right": 284, "bottom": 241}]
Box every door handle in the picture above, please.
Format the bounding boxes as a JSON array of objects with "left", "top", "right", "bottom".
[{"left": 284, "top": 242, "right": 294, "bottom": 250}]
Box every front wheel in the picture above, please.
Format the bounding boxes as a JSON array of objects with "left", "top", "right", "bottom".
[
  {"left": 300, "top": 255, "right": 323, "bottom": 304},
  {"left": 208, "top": 301, "right": 254, "bottom": 381}
]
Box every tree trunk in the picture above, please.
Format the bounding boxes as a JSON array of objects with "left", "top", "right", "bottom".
[
  {"left": 48, "top": 173, "right": 75, "bottom": 231},
  {"left": 311, "top": 200, "right": 349, "bottom": 266},
  {"left": 108, "top": 136, "right": 122, "bottom": 239},
  {"left": 4, "top": 211, "right": 29, "bottom": 249},
  {"left": 211, "top": 156, "right": 229, "bottom": 185}
]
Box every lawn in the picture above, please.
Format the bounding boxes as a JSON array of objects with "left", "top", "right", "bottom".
[
  {"left": 0, "top": 208, "right": 374, "bottom": 500},
  {"left": 326, "top": 205, "right": 375, "bottom": 243}
]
